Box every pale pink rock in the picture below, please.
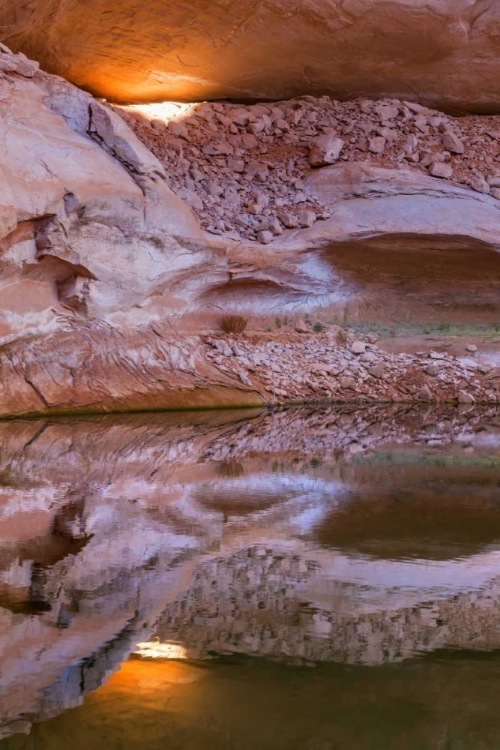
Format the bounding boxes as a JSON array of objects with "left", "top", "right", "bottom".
[
  {"left": 341, "top": 376, "right": 355, "bottom": 388},
  {"left": 167, "top": 121, "right": 189, "bottom": 140},
  {"left": 257, "top": 230, "right": 273, "bottom": 244},
  {"left": 469, "top": 176, "right": 490, "bottom": 194},
  {"left": 429, "top": 162, "right": 453, "bottom": 179},
  {"left": 375, "top": 104, "right": 399, "bottom": 121},
  {"left": 308, "top": 134, "right": 344, "bottom": 166},
  {"left": 487, "top": 174, "right": 500, "bottom": 188},
  {"left": 227, "top": 157, "right": 245, "bottom": 173},
  {"left": 413, "top": 114, "right": 428, "bottom": 132},
  {"left": 278, "top": 213, "right": 298, "bottom": 229},
  {"left": 369, "top": 136, "right": 386, "bottom": 154},
  {"left": 295, "top": 319, "right": 308, "bottom": 333},
  {"left": 227, "top": 108, "right": 250, "bottom": 126},
  {"left": 441, "top": 132, "right": 465, "bottom": 154},
  {"left": 245, "top": 161, "right": 269, "bottom": 179},
  {"left": 202, "top": 141, "right": 233, "bottom": 156},
  {"left": 298, "top": 210, "right": 316, "bottom": 228},
  {"left": 351, "top": 341, "right": 366, "bottom": 354}
]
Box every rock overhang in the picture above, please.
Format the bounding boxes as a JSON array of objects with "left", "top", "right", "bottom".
[{"left": 0, "top": 1, "right": 500, "bottom": 111}]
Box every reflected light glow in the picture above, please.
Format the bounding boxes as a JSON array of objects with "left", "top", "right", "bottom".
[
  {"left": 134, "top": 641, "right": 188, "bottom": 660},
  {"left": 121, "top": 101, "right": 199, "bottom": 123}
]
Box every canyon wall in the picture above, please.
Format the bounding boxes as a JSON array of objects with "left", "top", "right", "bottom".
[
  {"left": 1, "top": 1, "right": 500, "bottom": 111},
  {"left": 1, "top": 44, "right": 500, "bottom": 415}
]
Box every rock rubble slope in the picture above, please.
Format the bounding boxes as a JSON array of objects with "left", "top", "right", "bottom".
[{"left": 119, "top": 96, "right": 500, "bottom": 243}]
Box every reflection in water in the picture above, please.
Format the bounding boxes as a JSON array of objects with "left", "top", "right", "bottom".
[
  {"left": 0, "top": 404, "right": 500, "bottom": 747},
  {"left": 313, "top": 457, "right": 500, "bottom": 560},
  {"left": 133, "top": 641, "right": 188, "bottom": 660}
]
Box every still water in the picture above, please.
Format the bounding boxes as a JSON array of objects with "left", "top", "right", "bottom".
[{"left": 1, "top": 405, "right": 500, "bottom": 749}]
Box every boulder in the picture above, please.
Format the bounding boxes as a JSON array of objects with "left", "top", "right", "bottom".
[
  {"left": 429, "top": 162, "right": 453, "bottom": 179},
  {"left": 308, "top": 134, "right": 344, "bottom": 167},
  {"left": 441, "top": 132, "right": 465, "bottom": 154}
]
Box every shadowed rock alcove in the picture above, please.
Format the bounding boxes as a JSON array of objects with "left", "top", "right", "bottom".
[
  {"left": 1, "top": 1, "right": 500, "bottom": 111},
  {"left": 321, "top": 234, "right": 500, "bottom": 327}
]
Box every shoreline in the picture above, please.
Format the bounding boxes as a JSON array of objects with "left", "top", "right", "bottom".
[{"left": 0, "top": 324, "right": 498, "bottom": 418}]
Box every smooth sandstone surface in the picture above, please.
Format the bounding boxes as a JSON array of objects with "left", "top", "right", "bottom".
[
  {"left": 1, "top": 1, "right": 500, "bottom": 110},
  {"left": 0, "top": 44, "right": 207, "bottom": 341}
]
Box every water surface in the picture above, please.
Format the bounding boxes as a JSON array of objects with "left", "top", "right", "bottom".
[{"left": 1, "top": 405, "right": 500, "bottom": 748}]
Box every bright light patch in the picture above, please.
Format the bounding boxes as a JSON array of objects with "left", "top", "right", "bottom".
[
  {"left": 122, "top": 101, "right": 199, "bottom": 123},
  {"left": 134, "top": 641, "right": 188, "bottom": 660}
]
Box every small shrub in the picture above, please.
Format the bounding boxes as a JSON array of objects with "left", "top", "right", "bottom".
[
  {"left": 313, "top": 322, "right": 324, "bottom": 333},
  {"left": 219, "top": 315, "right": 248, "bottom": 334},
  {"left": 275, "top": 317, "right": 282, "bottom": 329},
  {"left": 336, "top": 328, "right": 348, "bottom": 345},
  {"left": 436, "top": 322, "right": 451, "bottom": 333}
]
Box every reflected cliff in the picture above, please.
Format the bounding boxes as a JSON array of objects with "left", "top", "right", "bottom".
[{"left": 1, "top": 404, "right": 500, "bottom": 745}]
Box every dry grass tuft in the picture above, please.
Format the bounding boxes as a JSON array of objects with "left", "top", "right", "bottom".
[
  {"left": 219, "top": 315, "right": 248, "bottom": 334},
  {"left": 217, "top": 460, "right": 245, "bottom": 478}
]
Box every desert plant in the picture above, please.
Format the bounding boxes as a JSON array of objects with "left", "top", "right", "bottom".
[
  {"left": 336, "top": 328, "right": 348, "bottom": 345},
  {"left": 219, "top": 315, "right": 248, "bottom": 334},
  {"left": 313, "top": 322, "right": 324, "bottom": 332},
  {"left": 436, "top": 322, "right": 451, "bottom": 333},
  {"left": 217, "top": 460, "right": 245, "bottom": 478}
]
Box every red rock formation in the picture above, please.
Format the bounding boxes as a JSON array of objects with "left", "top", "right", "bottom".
[
  {"left": 1, "top": 1, "right": 500, "bottom": 111},
  {"left": 1, "top": 44, "right": 500, "bottom": 416}
]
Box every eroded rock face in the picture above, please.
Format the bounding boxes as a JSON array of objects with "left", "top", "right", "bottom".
[
  {"left": 1, "top": 44, "right": 500, "bottom": 416},
  {"left": 1, "top": 1, "right": 500, "bottom": 111},
  {"left": 0, "top": 44, "right": 204, "bottom": 347}
]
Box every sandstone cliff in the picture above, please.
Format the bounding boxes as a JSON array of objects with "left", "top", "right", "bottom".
[{"left": 1, "top": 44, "right": 500, "bottom": 415}]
